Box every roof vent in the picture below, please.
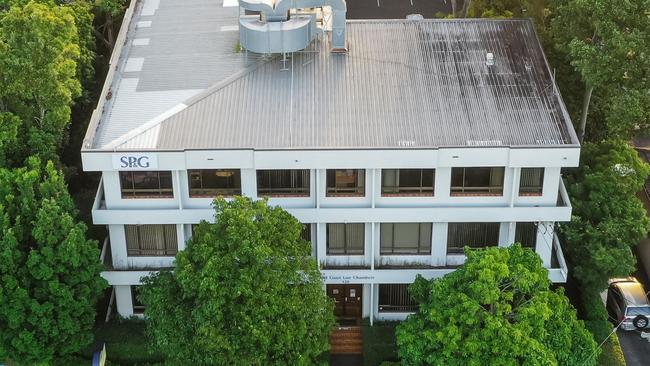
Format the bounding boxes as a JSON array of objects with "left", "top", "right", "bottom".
[
  {"left": 238, "top": 0, "right": 347, "bottom": 54},
  {"left": 486, "top": 52, "right": 495, "bottom": 66}
]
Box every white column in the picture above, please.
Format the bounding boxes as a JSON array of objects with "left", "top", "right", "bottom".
[
  {"left": 175, "top": 170, "right": 184, "bottom": 209},
  {"left": 542, "top": 167, "right": 562, "bottom": 205},
  {"left": 370, "top": 222, "right": 375, "bottom": 270},
  {"left": 316, "top": 223, "right": 327, "bottom": 267},
  {"left": 115, "top": 285, "right": 134, "bottom": 318},
  {"left": 535, "top": 222, "right": 554, "bottom": 267},
  {"left": 498, "top": 222, "right": 510, "bottom": 247},
  {"left": 315, "top": 169, "right": 320, "bottom": 208},
  {"left": 176, "top": 224, "right": 186, "bottom": 251},
  {"left": 240, "top": 168, "right": 257, "bottom": 199},
  {"left": 507, "top": 222, "right": 516, "bottom": 245},
  {"left": 364, "top": 223, "right": 372, "bottom": 267},
  {"left": 431, "top": 223, "right": 447, "bottom": 266},
  {"left": 102, "top": 171, "right": 122, "bottom": 209},
  {"left": 369, "top": 284, "right": 374, "bottom": 326},
  {"left": 435, "top": 168, "right": 451, "bottom": 199},
  {"left": 109, "top": 224, "right": 128, "bottom": 269},
  {"left": 371, "top": 168, "right": 377, "bottom": 208},
  {"left": 509, "top": 167, "right": 520, "bottom": 207}
]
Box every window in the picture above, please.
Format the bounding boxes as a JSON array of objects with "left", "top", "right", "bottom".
[
  {"left": 125, "top": 224, "right": 178, "bottom": 256},
  {"left": 378, "top": 284, "right": 418, "bottom": 313},
  {"left": 515, "top": 222, "right": 537, "bottom": 248},
  {"left": 380, "top": 223, "right": 432, "bottom": 255},
  {"left": 327, "top": 223, "right": 364, "bottom": 255},
  {"left": 257, "top": 170, "right": 310, "bottom": 197},
  {"left": 326, "top": 169, "right": 365, "bottom": 196},
  {"left": 131, "top": 286, "right": 145, "bottom": 314},
  {"left": 188, "top": 169, "right": 241, "bottom": 197},
  {"left": 519, "top": 168, "right": 544, "bottom": 196},
  {"left": 119, "top": 171, "right": 173, "bottom": 198},
  {"left": 450, "top": 167, "right": 504, "bottom": 196},
  {"left": 381, "top": 169, "right": 435, "bottom": 196},
  {"left": 447, "top": 223, "right": 500, "bottom": 254}
]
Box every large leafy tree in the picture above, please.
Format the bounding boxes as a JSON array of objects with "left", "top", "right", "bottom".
[
  {"left": 0, "top": 0, "right": 81, "bottom": 165},
  {"left": 562, "top": 141, "right": 650, "bottom": 339},
  {"left": 140, "top": 197, "right": 335, "bottom": 366},
  {"left": 0, "top": 158, "right": 107, "bottom": 365},
  {"left": 552, "top": 0, "right": 650, "bottom": 141},
  {"left": 396, "top": 245, "right": 597, "bottom": 366},
  {"left": 563, "top": 141, "right": 650, "bottom": 291}
]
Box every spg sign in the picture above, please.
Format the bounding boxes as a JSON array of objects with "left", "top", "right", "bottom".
[{"left": 111, "top": 153, "right": 158, "bottom": 170}]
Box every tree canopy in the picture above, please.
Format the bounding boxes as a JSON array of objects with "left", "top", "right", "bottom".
[
  {"left": 0, "top": 0, "right": 81, "bottom": 165},
  {"left": 563, "top": 141, "right": 650, "bottom": 292},
  {"left": 139, "top": 197, "right": 335, "bottom": 366},
  {"left": 396, "top": 245, "right": 597, "bottom": 366},
  {"left": 552, "top": 0, "right": 650, "bottom": 141},
  {"left": 0, "top": 158, "right": 106, "bottom": 365}
]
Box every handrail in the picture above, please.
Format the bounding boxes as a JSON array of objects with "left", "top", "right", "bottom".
[
  {"left": 82, "top": 0, "right": 139, "bottom": 150},
  {"left": 558, "top": 178, "right": 572, "bottom": 209},
  {"left": 93, "top": 177, "right": 105, "bottom": 211},
  {"left": 99, "top": 236, "right": 109, "bottom": 264},
  {"left": 553, "top": 234, "right": 568, "bottom": 279},
  {"left": 105, "top": 287, "right": 115, "bottom": 323}
]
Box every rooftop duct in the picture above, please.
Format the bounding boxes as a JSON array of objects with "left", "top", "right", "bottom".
[{"left": 238, "top": 0, "right": 347, "bottom": 54}]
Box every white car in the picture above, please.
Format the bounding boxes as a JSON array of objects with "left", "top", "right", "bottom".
[{"left": 607, "top": 277, "right": 650, "bottom": 331}]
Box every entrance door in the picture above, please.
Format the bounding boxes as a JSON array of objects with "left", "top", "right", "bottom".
[{"left": 327, "top": 284, "right": 363, "bottom": 320}]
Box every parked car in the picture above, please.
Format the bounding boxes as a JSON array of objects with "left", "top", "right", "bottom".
[{"left": 607, "top": 277, "right": 650, "bottom": 330}]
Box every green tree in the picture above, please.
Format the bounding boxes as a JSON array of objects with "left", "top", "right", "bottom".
[
  {"left": 459, "top": 0, "right": 549, "bottom": 19},
  {"left": 95, "top": 0, "right": 127, "bottom": 51},
  {"left": 551, "top": 0, "right": 650, "bottom": 142},
  {"left": 563, "top": 141, "right": 649, "bottom": 291},
  {"left": 561, "top": 141, "right": 650, "bottom": 339},
  {"left": 396, "top": 245, "right": 597, "bottom": 366},
  {"left": 0, "top": 0, "right": 81, "bottom": 165},
  {"left": 139, "top": 197, "right": 335, "bottom": 366},
  {"left": 0, "top": 157, "right": 107, "bottom": 365}
]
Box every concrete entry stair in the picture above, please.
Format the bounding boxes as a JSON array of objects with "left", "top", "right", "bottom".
[{"left": 330, "top": 326, "right": 363, "bottom": 354}]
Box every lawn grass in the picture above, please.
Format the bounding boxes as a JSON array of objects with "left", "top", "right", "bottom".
[
  {"left": 362, "top": 323, "right": 399, "bottom": 366},
  {"left": 76, "top": 319, "right": 164, "bottom": 366},
  {"left": 598, "top": 333, "right": 626, "bottom": 366}
]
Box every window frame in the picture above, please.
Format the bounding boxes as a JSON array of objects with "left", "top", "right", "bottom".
[
  {"left": 326, "top": 223, "right": 365, "bottom": 255},
  {"left": 446, "top": 222, "right": 500, "bottom": 254},
  {"left": 380, "top": 223, "right": 432, "bottom": 255},
  {"left": 518, "top": 168, "right": 545, "bottom": 196},
  {"left": 450, "top": 167, "right": 504, "bottom": 196},
  {"left": 256, "top": 169, "right": 310, "bottom": 197},
  {"left": 515, "top": 222, "right": 538, "bottom": 249},
  {"left": 326, "top": 169, "right": 366, "bottom": 197},
  {"left": 188, "top": 169, "right": 241, "bottom": 197},
  {"left": 131, "top": 286, "right": 145, "bottom": 314},
  {"left": 119, "top": 171, "right": 174, "bottom": 199},
  {"left": 378, "top": 284, "right": 418, "bottom": 313},
  {"left": 381, "top": 169, "right": 435, "bottom": 197},
  {"left": 125, "top": 224, "right": 178, "bottom": 256}
]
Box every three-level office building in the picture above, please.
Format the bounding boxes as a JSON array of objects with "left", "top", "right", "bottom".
[{"left": 82, "top": 0, "right": 580, "bottom": 322}]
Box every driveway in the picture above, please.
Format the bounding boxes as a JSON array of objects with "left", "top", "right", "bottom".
[
  {"left": 347, "top": 0, "right": 455, "bottom": 19},
  {"left": 617, "top": 329, "right": 650, "bottom": 366}
]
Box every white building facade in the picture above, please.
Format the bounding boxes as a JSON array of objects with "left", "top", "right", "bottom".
[{"left": 82, "top": 0, "right": 579, "bottom": 323}]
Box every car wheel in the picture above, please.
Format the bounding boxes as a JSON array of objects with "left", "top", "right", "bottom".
[{"left": 633, "top": 315, "right": 649, "bottom": 329}]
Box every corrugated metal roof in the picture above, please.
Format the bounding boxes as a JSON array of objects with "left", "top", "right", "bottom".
[
  {"left": 111, "top": 19, "right": 577, "bottom": 150},
  {"left": 92, "top": 0, "right": 261, "bottom": 149}
]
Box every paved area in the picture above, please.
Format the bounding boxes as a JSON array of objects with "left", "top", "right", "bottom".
[
  {"left": 330, "top": 354, "right": 364, "bottom": 366},
  {"left": 347, "top": 0, "right": 455, "bottom": 19},
  {"left": 617, "top": 329, "right": 650, "bottom": 366}
]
